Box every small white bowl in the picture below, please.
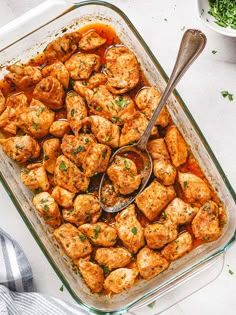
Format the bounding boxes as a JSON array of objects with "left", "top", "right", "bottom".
[{"left": 197, "top": 0, "right": 236, "bottom": 37}]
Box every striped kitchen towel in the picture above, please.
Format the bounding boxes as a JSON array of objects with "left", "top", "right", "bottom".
[{"left": 0, "top": 228, "right": 90, "bottom": 315}]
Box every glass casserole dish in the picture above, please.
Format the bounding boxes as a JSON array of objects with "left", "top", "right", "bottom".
[{"left": 0, "top": 1, "right": 235, "bottom": 314}]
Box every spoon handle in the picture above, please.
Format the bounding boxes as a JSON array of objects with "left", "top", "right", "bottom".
[{"left": 137, "top": 29, "right": 207, "bottom": 151}]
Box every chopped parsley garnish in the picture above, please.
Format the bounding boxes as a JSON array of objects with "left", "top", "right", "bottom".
[
  {"left": 69, "top": 77, "right": 75, "bottom": 87},
  {"left": 59, "top": 161, "right": 67, "bottom": 171},
  {"left": 82, "top": 81, "right": 87, "bottom": 86},
  {"left": 183, "top": 181, "right": 188, "bottom": 188},
  {"left": 79, "top": 235, "right": 87, "bottom": 241},
  {"left": 32, "top": 121, "right": 39, "bottom": 130},
  {"left": 34, "top": 187, "right": 42, "bottom": 194},
  {"left": 131, "top": 227, "right": 137, "bottom": 235},
  {"left": 93, "top": 226, "right": 101, "bottom": 239},
  {"left": 44, "top": 154, "right": 49, "bottom": 161},
  {"left": 147, "top": 301, "right": 156, "bottom": 308},
  {"left": 73, "top": 146, "right": 85, "bottom": 154},
  {"left": 70, "top": 108, "right": 75, "bottom": 117},
  {"left": 95, "top": 106, "right": 102, "bottom": 111},
  {"left": 208, "top": 0, "right": 236, "bottom": 29},
  {"left": 115, "top": 96, "right": 130, "bottom": 108},
  {"left": 102, "top": 149, "right": 107, "bottom": 159},
  {"left": 43, "top": 205, "right": 49, "bottom": 212},
  {"left": 111, "top": 117, "right": 117, "bottom": 123},
  {"left": 124, "top": 160, "right": 130, "bottom": 170},
  {"left": 228, "top": 269, "right": 234, "bottom": 275},
  {"left": 102, "top": 266, "right": 110, "bottom": 276},
  {"left": 212, "top": 50, "right": 217, "bottom": 54},
  {"left": 181, "top": 26, "right": 186, "bottom": 31},
  {"left": 84, "top": 138, "right": 89, "bottom": 143},
  {"left": 104, "top": 136, "right": 110, "bottom": 142},
  {"left": 221, "top": 90, "right": 234, "bottom": 101},
  {"left": 59, "top": 284, "right": 64, "bottom": 291}
]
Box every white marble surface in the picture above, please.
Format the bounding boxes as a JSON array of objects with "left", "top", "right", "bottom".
[{"left": 0, "top": 0, "right": 236, "bottom": 314}]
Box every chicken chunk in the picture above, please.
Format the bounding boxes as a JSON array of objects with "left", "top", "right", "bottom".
[
  {"left": 5, "top": 65, "right": 42, "bottom": 89},
  {"left": 192, "top": 201, "right": 221, "bottom": 242},
  {"left": 54, "top": 223, "right": 92, "bottom": 259},
  {"left": 120, "top": 111, "right": 158, "bottom": 147},
  {"left": 105, "top": 46, "right": 139, "bottom": 94},
  {"left": 62, "top": 194, "right": 101, "bottom": 226},
  {"left": 82, "top": 143, "right": 111, "bottom": 177},
  {"left": 21, "top": 163, "right": 49, "bottom": 192},
  {"left": 65, "top": 53, "right": 100, "bottom": 80},
  {"left": 51, "top": 186, "right": 75, "bottom": 208},
  {"left": 79, "top": 31, "right": 107, "bottom": 51},
  {"left": 66, "top": 92, "right": 87, "bottom": 135},
  {"left": 42, "top": 62, "right": 70, "bottom": 89},
  {"left": 83, "top": 115, "right": 120, "bottom": 148},
  {"left": 135, "top": 180, "right": 176, "bottom": 221},
  {"left": 42, "top": 138, "right": 60, "bottom": 174},
  {"left": 95, "top": 247, "right": 131, "bottom": 271},
  {"left": 18, "top": 99, "right": 55, "bottom": 139},
  {"left": 161, "top": 232, "right": 193, "bottom": 261},
  {"left": 61, "top": 134, "right": 94, "bottom": 166},
  {"left": 49, "top": 120, "right": 71, "bottom": 138},
  {"left": 78, "top": 259, "right": 104, "bottom": 293},
  {"left": 107, "top": 156, "right": 141, "bottom": 195},
  {"left": 101, "top": 181, "right": 126, "bottom": 207},
  {"left": 33, "top": 76, "right": 65, "bottom": 110},
  {"left": 115, "top": 204, "right": 145, "bottom": 253},
  {"left": 137, "top": 247, "right": 169, "bottom": 280},
  {"left": 54, "top": 155, "right": 90, "bottom": 193},
  {"left": 86, "top": 73, "right": 107, "bottom": 89},
  {"left": 0, "top": 90, "right": 6, "bottom": 115},
  {"left": 165, "top": 126, "right": 188, "bottom": 167},
  {"left": 144, "top": 222, "right": 178, "bottom": 249},
  {"left": 79, "top": 222, "right": 117, "bottom": 247},
  {"left": 164, "top": 197, "right": 199, "bottom": 225},
  {"left": 104, "top": 268, "right": 138, "bottom": 294},
  {"left": 32, "top": 192, "right": 61, "bottom": 228},
  {"left": 43, "top": 30, "right": 81, "bottom": 64},
  {"left": 0, "top": 135, "right": 40, "bottom": 163},
  {"left": 0, "top": 93, "right": 29, "bottom": 134},
  {"left": 135, "top": 86, "right": 170, "bottom": 127},
  {"left": 153, "top": 159, "right": 176, "bottom": 186},
  {"left": 147, "top": 138, "right": 170, "bottom": 160},
  {"left": 178, "top": 172, "right": 211, "bottom": 206}
]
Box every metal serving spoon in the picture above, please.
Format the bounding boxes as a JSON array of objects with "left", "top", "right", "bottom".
[{"left": 98, "top": 29, "right": 207, "bottom": 213}]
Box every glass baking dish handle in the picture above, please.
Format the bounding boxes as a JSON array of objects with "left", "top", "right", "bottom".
[
  {"left": 0, "top": 0, "right": 73, "bottom": 51},
  {"left": 127, "top": 252, "right": 224, "bottom": 314}
]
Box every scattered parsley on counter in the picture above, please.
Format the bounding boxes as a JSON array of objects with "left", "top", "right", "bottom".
[
  {"left": 181, "top": 26, "right": 186, "bottom": 31},
  {"left": 212, "top": 50, "right": 217, "bottom": 54},
  {"left": 59, "top": 284, "right": 64, "bottom": 291},
  {"left": 147, "top": 301, "right": 156, "bottom": 308},
  {"left": 208, "top": 0, "right": 236, "bottom": 29},
  {"left": 228, "top": 269, "right": 234, "bottom": 275},
  {"left": 221, "top": 90, "right": 234, "bottom": 101}
]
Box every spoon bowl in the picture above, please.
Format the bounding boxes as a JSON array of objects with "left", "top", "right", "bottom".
[{"left": 99, "top": 29, "right": 207, "bottom": 213}]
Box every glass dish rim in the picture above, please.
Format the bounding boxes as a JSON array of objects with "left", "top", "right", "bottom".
[{"left": 0, "top": 0, "right": 236, "bottom": 314}]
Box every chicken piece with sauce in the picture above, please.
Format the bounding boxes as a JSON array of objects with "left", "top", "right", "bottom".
[
  {"left": 115, "top": 204, "right": 145, "bottom": 253},
  {"left": 0, "top": 135, "right": 40, "bottom": 163},
  {"left": 51, "top": 186, "right": 75, "bottom": 208},
  {"left": 165, "top": 126, "right": 188, "bottom": 167},
  {"left": 178, "top": 172, "right": 211, "bottom": 206},
  {"left": 79, "top": 31, "right": 107, "bottom": 51},
  {"left": 144, "top": 221, "right": 178, "bottom": 249},
  {"left": 137, "top": 247, "right": 169, "bottom": 280},
  {"left": 33, "top": 76, "right": 65, "bottom": 110},
  {"left": 79, "top": 222, "right": 117, "bottom": 247},
  {"left": 147, "top": 138, "right": 170, "bottom": 160},
  {"left": 21, "top": 163, "right": 49, "bottom": 192},
  {"left": 101, "top": 181, "right": 126, "bottom": 207},
  {"left": 66, "top": 92, "right": 87, "bottom": 135},
  {"left": 78, "top": 259, "right": 104, "bottom": 293},
  {"left": 32, "top": 192, "right": 61, "bottom": 228},
  {"left": 82, "top": 143, "right": 111, "bottom": 177},
  {"left": 43, "top": 30, "right": 81, "bottom": 64},
  {"left": 61, "top": 134, "right": 95, "bottom": 166},
  {"left": 135, "top": 180, "right": 176, "bottom": 221},
  {"left": 105, "top": 45, "right": 140, "bottom": 94},
  {"left": 82, "top": 115, "right": 120, "bottom": 148},
  {"left": 120, "top": 111, "right": 158, "bottom": 147},
  {"left": 65, "top": 53, "right": 100, "bottom": 80},
  {"left": 42, "top": 138, "right": 60, "bottom": 174},
  {"left": 161, "top": 232, "right": 193, "bottom": 261},
  {"left": 164, "top": 197, "right": 199, "bottom": 225},
  {"left": 104, "top": 267, "right": 139, "bottom": 294},
  {"left": 107, "top": 156, "right": 141, "bottom": 195},
  {"left": 62, "top": 194, "right": 101, "bottom": 226},
  {"left": 54, "top": 155, "right": 90, "bottom": 193},
  {"left": 95, "top": 247, "right": 131, "bottom": 271},
  {"left": 192, "top": 201, "right": 221, "bottom": 242},
  {"left": 5, "top": 65, "right": 42, "bottom": 89},
  {"left": 0, "top": 90, "right": 6, "bottom": 115},
  {"left": 54, "top": 223, "right": 92, "bottom": 260},
  {"left": 42, "top": 62, "right": 70, "bottom": 89},
  {"left": 135, "top": 86, "right": 170, "bottom": 127},
  {"left": 153, "top": 159, "right": 176, "bottom": 186},
  {"left": 49, "top": 120, "right": 71, "bottom": 138},
  {"left": 18, "top": 99, "right": 55, "bottom": 139}
]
